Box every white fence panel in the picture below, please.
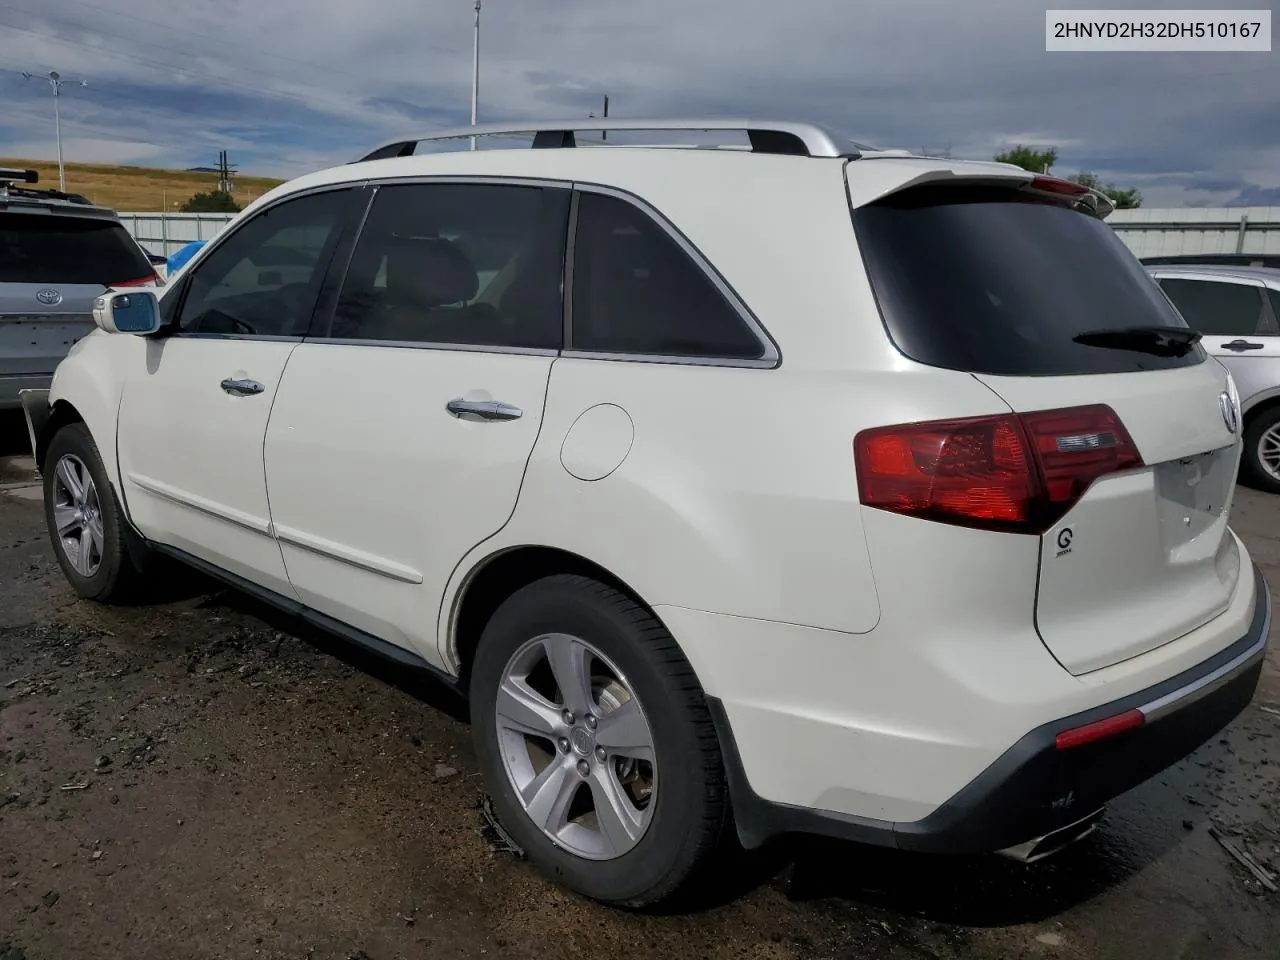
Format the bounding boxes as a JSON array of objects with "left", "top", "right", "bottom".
[
  {"left": 117, "top": 212, "right": 237, "bottom": 258},
  {"left": 1108, "top": 207, "right": 1280, "bottom": 260},
  {"left": 116, "top": 207, "right": 1280, "bottom": 266}
]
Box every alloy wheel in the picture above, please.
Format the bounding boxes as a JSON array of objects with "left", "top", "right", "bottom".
[{"left": 494, "top": 632, "right": 658, "bottom": 860}]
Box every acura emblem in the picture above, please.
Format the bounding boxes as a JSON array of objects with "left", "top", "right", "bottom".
[
  {"left": 35, "top": 288, "right": 62, "bottom": 306},
  {"left": 1220, "top": 391, "right": 1239, "bottom": 435}
]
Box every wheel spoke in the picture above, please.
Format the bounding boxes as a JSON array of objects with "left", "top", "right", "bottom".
[
  {"left": 593, "top": 698, "right": 655, "bottom": 763},
  {"left": 495, "top": 677, "right": 563, "bottom": 739},
  {"left": 521, "top": 758, "right": 579, "bottom": 835},
  {"left": 54, "top": 504, "right": 81, "bottom": 536},
  {"left": 76, "top": 530, "right": 94, "bottom": 574},
  {"left": 542, "top": 634, "right": 596, "bottom": 717},
  {"left": 87, "top": 517, "right": 105, "bottom": 557},
  {"left": 588, "top": 767, "right": 645, "bottom": 856},
  {"left": 57, "top": 458, "right": 85, "bottom": 505}
]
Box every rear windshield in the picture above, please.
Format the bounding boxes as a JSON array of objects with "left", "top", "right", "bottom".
[
  {"left": 0, "top": 212, "right": 152, "bottom": 285},
  {"left": 852, "top": 186, "right": 1202, "bottom": 376}
]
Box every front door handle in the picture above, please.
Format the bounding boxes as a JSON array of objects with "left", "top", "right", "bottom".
[
  {"left": 221, "top": 378, "right": 265, "bottom": 396},
  {"left": 1221, "top": 339, "right": 1264, "bottom": 352},
  {"left": 446, "top": 398, "right": 523, "bottom": 421}
]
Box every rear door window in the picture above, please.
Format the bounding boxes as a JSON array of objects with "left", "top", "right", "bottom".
[
  {"left": 852, "top": 185, "right": 1202, "bottom": 376},
  {"left": 0, "top": 212, "right": 153, "bottom": 285},
  {"left": 1157, "top": 278, "right": 1267, "bottom": 337}
]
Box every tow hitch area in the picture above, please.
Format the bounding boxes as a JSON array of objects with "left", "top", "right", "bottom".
[{"left": 997, "top": 808, "right": 1106, "bottom": 863}]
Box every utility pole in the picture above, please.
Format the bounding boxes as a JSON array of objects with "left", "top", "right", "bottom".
[
  {"left": 470, "top": 0, "right": 481, "bottom": 151},
  {"left": 21, "top": 70, "right": 87, "bottom": 192}
]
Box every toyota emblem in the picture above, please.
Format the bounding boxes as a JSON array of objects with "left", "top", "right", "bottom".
[
  {"left": 1220, "top": 391, "right": 1239, "bottom": 435},
  {"left": 35, "top": 288, "right": 63, "bottom": 306}
]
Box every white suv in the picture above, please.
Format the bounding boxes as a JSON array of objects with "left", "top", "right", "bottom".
[{"left": 22, "top": 119, "right": 1270, "bottom": 908}]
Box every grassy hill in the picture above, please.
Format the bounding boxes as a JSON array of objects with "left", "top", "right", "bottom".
[{"left": 0, "top": 157, "right": 286, "bottom": 212}]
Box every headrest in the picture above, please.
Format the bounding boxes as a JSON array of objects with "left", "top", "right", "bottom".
[{"left": 385, "top": 236, "right": 479, "bottom": 307}]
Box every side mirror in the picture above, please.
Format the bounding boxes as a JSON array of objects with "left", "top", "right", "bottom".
[{"left": 92, "top": 290, "right": 162, "bottom": 335}]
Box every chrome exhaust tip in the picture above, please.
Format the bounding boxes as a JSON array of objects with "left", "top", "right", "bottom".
[{"left": 997, "top": 808, "right": 1105, "bottom": 864}]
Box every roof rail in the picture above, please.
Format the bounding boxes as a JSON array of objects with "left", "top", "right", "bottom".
[
  {"left": 0, "top": 167, "right": 39, "bottom": 185},
  {"left": 354, "top": 118, "right": 868, "bottom": 163}
]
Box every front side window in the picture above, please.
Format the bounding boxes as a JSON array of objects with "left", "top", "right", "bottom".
[
  {"left": 327, "top": 182, "right": 571, "bottom": 350},
  {"left": 1158, "top": 278, "right": 1267, "bottom": 338},
  {"left": 176, "top": 188, "right": 357, "bottom": 337},
  {"left": 569, "top": 192, "right": 766, "bottom": 360}
]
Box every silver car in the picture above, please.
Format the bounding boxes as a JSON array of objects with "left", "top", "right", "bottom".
[
  {"left": 1147, "top": 263, "right": 1280, "bottom": 492},
  {"left": 1, "top": 168, "right": 159, "bottom": 410}
]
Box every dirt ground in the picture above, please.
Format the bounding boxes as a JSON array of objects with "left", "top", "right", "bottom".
[{"left": 1, "top": 410, "right": 1278, "bottom": 960}]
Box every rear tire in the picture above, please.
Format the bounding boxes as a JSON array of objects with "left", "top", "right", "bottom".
[
  {"left": 43, "top": 423, "right": 146, "bottom": 603},
  {"left": 1241, "top": 406, "right": 1280, "bottom": 494},
  {"left": 469, "top": 574, "right": 729, "bottom": 908}
]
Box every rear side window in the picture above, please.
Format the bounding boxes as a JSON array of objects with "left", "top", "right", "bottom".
[
  {"left": 1157, "top": 278, "right": 1267, "bottom": 337},
  {"left": 853, "top": 186, "right": 1201, "bottom": 376},
  {"left": 0, "top": 212, "right": 152, "bottom": 285},
  {"left": 569, "top": 192, "right": 765, "bottom": 360}
]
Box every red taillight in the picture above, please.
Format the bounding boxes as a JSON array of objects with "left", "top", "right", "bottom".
[
  {"left": 1054, "top": 709, "right": 1144, "bottom": 750},
  {"left": 854, "top": 404, "right": 1143, "bottom": 534},
  {"left": 110, "top": 274, "right": 157, "bottom": 288},
  {"left": 1029, "top": 175, "right": 1090, "bottom": 197}
]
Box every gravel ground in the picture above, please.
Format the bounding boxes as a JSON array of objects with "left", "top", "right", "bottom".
[{"left": 1, "top": 411, "right": 1278, "bottom": 960}]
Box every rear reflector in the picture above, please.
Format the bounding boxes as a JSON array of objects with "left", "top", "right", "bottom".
[
  {"left": 110, "top": 274, "right": 157, "bottom": 288},
  {"left": 1055, "top": 709, "right": 1144, "bottom": 750},
  {"left": 854, "top": 404, "right": 1143, "bottom": 534}
]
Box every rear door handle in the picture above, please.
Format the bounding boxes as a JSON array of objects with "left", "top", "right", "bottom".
[
  {"left": 221, "top": 378, "right": 265, "bottom": 396},
  {"left": 1221, "top": 339, "right": 1264, "bottom": 352},
  {"left": 446, "top": 398, "right": 523, "bottom": 421}
]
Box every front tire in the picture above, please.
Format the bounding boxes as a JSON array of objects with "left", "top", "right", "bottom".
[
  {"left": 43, "top": 423, "right": 145, "bottom": 602},
  {"left": 469, "top": 574, "right": 729, "bottom": 908},
  {"left": 1241, "top": 406, "right": 1280, "bottom": 494}
]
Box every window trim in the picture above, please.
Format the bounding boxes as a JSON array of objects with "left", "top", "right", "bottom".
[
  {"left": 309, "top": 175, "right": 571, "bottom": 358},
  {"left": 563, "top": 181, "right": 781, "bottom": 369},
  {"left": 159, "top": 182, "right": 367, "bottom": 343}
]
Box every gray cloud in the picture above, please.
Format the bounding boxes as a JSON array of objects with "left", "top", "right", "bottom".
[{"left": 0, "top": 0, "right": 1274, "bottom": 207}]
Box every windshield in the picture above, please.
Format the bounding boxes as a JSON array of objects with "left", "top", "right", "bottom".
[
  {"left": 0, "top": 212, "right": 153, "bottom": 285},
  {"left": 852, "top": 185, "right": 1202, "bottom": 376}
]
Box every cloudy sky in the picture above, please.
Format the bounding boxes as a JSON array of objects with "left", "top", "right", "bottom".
[{"left": 0, "top": 0, "right": 1275, "bottom": 207}]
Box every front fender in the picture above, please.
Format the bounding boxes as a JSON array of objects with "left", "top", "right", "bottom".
[{"left": 44, "top": 331, "right": 134, "bottom": 489}]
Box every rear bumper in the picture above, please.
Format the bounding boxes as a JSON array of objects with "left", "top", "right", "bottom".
[{"left": 711, "top": 562, "right": 1270, "bottom": 854}]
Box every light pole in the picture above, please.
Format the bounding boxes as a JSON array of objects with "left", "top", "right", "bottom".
[
  {"left": 21, "top": 71, "right": 88, "bottom": 192},
  {"left": 470, "top": 0, "right": 481, "bottom": 150}
]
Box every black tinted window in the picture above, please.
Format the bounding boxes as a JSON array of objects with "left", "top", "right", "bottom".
[
  {"left": 853, "top": 186, "right": 1201, "bottom": 376},
  {"left": 1158, "top": 279, "right": 1266, "bottom": 337},
  {"left": 1269, "top": 289, "right": 1280, "bottom": 334},
  {"left": 329, "top": 183, "right": 570, "bottom": 350},
  {"left": 178, "top": 189, "right": 355, "bottom": 336},
  {"left": 0, "top": 213, "right": 152, "bottom": 284},
  {"left": 570, "top": 192, "right": 764, "bottom": 359}
]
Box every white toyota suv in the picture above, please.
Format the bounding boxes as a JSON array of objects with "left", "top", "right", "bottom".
[{"left": 21, "top": 119, "right": 1270, "bottom": 908}]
